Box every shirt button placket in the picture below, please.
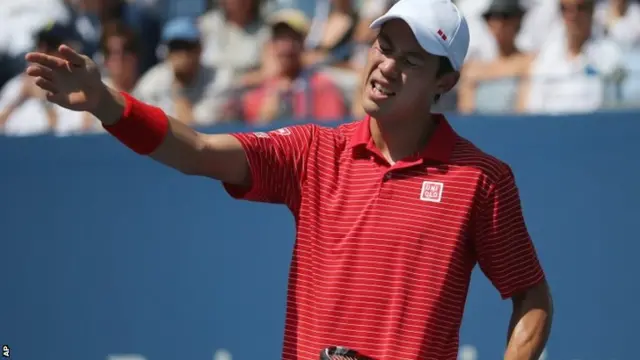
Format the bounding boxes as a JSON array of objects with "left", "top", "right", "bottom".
[{"left": 379, "top": 172, "right": 393, "bottom": 199}]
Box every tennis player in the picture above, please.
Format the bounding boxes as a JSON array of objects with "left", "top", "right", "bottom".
[{"left": 24, "top": 0, "right": 553, "bottom": 358}]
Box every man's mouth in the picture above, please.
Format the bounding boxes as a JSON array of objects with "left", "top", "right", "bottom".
[{"left": 371, "top": 80, "right": 396, "bottom": 97}]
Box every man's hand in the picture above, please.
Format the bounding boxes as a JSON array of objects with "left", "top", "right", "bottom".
[
  {"left": 25, "top": 45, "right": 105, "bottom": 114},
  {"left": 505, "top": 281, "right": 553, "bottom": 360}
]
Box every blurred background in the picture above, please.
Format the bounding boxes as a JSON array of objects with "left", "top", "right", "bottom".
[
  {"left": 1, "top": 0, "right": 639, "bottom": 133},
  {"left": 1, "top": 0, "right": 639, "bottom": 359}
]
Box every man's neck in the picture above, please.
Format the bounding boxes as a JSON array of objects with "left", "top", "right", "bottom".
[
  {"left": 567, "top": 35, "right": 589, "bottom": 57},
  {"left": 276, "top": 66, "right": 303, "bottom": 82},
  {"left": 370, "top": 112, "right": 438, "bottom": 164},
  {"left": 227, "top": 14, "right": 254, "bottom": 29},
  {"left": 174, "top": 68, "right": 199, "bottom": 88},
  {"left": 498, "top": 43, "right": 519, "bottom": 59},
  {"left": 611, "top": 0, "right": 628, "bottom": 17},
  {"left": 113, "top": 76, "right": 136, "bottom": 93}
]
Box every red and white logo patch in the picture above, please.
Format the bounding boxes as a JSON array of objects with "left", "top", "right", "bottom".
[
  {"left": 420, "top": 181, "right": 444, "bottom": 203},
  {"left": 272, "top": 127, "right": 291, "bottom": 136},
  {"left": 253, "top": 132, "right": 270, "bottom": 138}
]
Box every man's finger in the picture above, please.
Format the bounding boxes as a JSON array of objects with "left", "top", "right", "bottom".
[
  {"left": 58, "top": 45, "right": 85, "bottom": 67},
  {"left": 45, "top": 91, "right": 66, "bottom": 104},
  {"left": 34, "top": 77, "right": 59, "bottom": 94},
  {"left": 25, "top": 52, "right": 66, "bottom": 69},
  {"left": 26, "top": 65, "right": 54, "bottom": 81}
]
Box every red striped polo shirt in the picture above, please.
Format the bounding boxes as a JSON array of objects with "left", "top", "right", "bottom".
[{"left": 223, "top": 114, "right": 546, "bottom": 360}]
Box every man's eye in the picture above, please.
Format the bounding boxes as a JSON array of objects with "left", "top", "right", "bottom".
[
  {"left": 378, "top": 44, "right": 391, "bottom": 53},
  {"left": 405, "top": 58, "right": 419, "bottom": 66}
]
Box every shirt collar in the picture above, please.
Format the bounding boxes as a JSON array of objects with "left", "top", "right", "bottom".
[{"left": 347, "top": 114, "right": 457, "bottom": 163}]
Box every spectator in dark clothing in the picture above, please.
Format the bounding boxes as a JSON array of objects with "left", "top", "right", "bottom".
[{"left": 69, "top": 0, "right": 162, "bottom": 74}]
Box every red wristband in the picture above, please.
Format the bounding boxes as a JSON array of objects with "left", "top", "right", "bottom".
[{"left": 103, "top": 92, "right": 169, "bottom": 155}]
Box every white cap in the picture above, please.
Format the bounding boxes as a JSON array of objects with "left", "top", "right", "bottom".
[{"left": 370, "top": 0, "right": 470, "bottom": 71}]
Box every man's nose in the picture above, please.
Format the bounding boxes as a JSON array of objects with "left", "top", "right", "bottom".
[{"left": 378, "top": 57, "right": 400, "bottom": 80}]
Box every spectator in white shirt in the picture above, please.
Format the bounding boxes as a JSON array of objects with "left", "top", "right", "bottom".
[
  {"left": 522, "top": 0, "right": 626, "bottom": 114},
  {"left": 458, "top": 0, "right": 534, "bottom": 114},
  {"left": 0, "top": 22, "right": 85, "bottom": 136},
  {"left": 462, "top": 0, "right": 563, "bottom": 62},
  {"left": 199, "top": 0, "right": 270, "bottom": 78},
  {"left": 594, "top": 0, "right": 640, "bottom": 50},
  {"left": 134, "top": 17, "right": 235, "bottom": 126}
]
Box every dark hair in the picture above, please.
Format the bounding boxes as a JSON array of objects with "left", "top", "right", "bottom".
[
  {"left": 221, "top": 0, "right": 262, "bottom": 23},
  {"left": 99, "top": 21, "right": 140, "bottom": 58},
  {"left": 434, "top": 56, "right": 455, "bottom": 103}
]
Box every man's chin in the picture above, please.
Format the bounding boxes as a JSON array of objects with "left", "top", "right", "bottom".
[{"left": 362, "top": 101, "right": 390, "bottom": 119}]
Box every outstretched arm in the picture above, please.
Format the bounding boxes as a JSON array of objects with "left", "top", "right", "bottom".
[
  {"left": 25, "top": 45, "right": 316, "bottom": 208},
  {"left": 25, "top": 46, "right": 250, "bottom": 186},
  {"left": 94, "top": 86, "right": 250, "bottom": 184}
]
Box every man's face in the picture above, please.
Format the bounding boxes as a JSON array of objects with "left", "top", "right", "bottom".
[
  {"left": 104, "top": 35, "right": 138, "bottom": 81},
  {"left": 560, "top": 0, "right": 594, "bottom": 40},
  {"left": 79, "top": 0, "right": 118, "bottom": 13},
  {"left": 222, "top": 0, "right": 255, "bottom": 19},
  {"left": 360, "top": 20, "right": 456, "bottom": 122},
  {"left": 271, "top": 25, "right": 304, "bottom": 74},
  {"left": 485, "top": 12, "right": 522, "bottom": 48},
  {"left": 167, "top": 40, "right": 201, "bottom": 75}
]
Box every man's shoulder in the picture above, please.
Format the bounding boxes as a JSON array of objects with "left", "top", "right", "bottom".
[
  {"left": 450, "top": 134, "right": 513, "bottom": 183},
  {"left": 274, "top": 120, "right": 358, "bottom": 138},
  {"left": 260, "top": 121, "right": 358, "bottom": 150}
]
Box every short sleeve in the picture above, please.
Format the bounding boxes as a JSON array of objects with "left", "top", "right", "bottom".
[
  {"left": 473, "top": 165, "right": 546, "bottom": 299},
  {"left": 222, "top": 124, "right": 317, "bottom": 211}
]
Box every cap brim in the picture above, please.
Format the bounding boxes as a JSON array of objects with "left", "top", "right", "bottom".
[
  {"left": 271, "top": 20, "right": 309, "bottom": 36},
  {"left": 482, "top": 6, "right": 525, "bottom": 18},
  {"left": 370, "top": 14, "right": 448, "bottom": 59},
  {"left": 164, "top": 36, "right": 200, "bottom": 43},
  {"left": 268, "top": 10, "right": 310, "bottom": 36}
]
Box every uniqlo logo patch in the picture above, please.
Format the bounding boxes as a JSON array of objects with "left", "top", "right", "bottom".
[
  {"left": 273, "top": 127, "right": 291, "bottom": 136},
  {"left": 420, "top": 181, "right": 444, "bottom": 202}
]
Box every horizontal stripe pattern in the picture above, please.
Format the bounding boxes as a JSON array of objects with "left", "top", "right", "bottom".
[{"left": 225, "top": 120, "right": 545, "bottom": 360}]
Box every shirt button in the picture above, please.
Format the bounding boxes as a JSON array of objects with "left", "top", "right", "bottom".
[{"left": 384, "top": 173, "right": 392, "bottom": 181}]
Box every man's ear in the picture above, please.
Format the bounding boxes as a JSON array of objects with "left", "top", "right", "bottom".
[{"left": 437, "top": 71, "right": 460, "bottom": 96}]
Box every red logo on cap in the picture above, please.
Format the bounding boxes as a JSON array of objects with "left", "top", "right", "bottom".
[{"left": 437, "top": 29, "right": 447, "bottom": 41}]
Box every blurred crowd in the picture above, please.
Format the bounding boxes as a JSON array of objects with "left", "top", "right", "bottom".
[{"left": 0, "top": 0, "right": 639, "bottom": 136}]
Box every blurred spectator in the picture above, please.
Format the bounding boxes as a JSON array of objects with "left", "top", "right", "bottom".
[
  {"left": 0, "top": 22, "right": 85, "bottom": 136},
  {"left": 133, "top": 17, "right": 234, "bottom": 126},
  {"left": 82, "top": 21, "right": 142, "bottom": 132},
  {"left": 522, "top": 0, "right": 626, "bottom": 113},
  {"left": 98, "top": 21, "right": 141, "bottom": 92},
  {"left": 594, "top": 0, "right": 640, "bottom": 49},
  {"left": 68, "top": 0, "right": 162, "bottom": 74},
  {"left": 235, "top": 9, "right": 347, "bottom": 124},
  {"left": 458, "top": 0, "right": 533, "bottom": 113},
  {"left": 0, "top": 0, "right": 71, "bottom": 87},
  {"left": 199, "top": 0, "right": 271, "bottom": 77},
  {"left": 463, "top": 0, "right": 563, "bottom": 62},
  {"left": 304, "top": 0, "right": 358, "bottom": 67},
  {"left": 351, "top": 0, "right": 395, "bottom": 69}
]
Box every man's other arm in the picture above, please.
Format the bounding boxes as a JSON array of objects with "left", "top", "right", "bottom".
[
  {"left": 505, "top": 281, "right": 553, "bottom": 360},
  {"left": 472, "top": 164, "right": 553, "bottom": 360}
]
